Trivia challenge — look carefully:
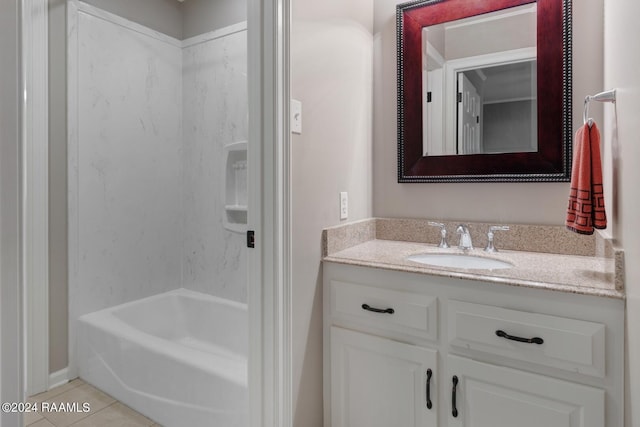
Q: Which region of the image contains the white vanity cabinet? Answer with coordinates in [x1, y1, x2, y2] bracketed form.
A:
[446, 355, 603, 427]
[330, 327, 438, 427]
[323, 262, 624, 427]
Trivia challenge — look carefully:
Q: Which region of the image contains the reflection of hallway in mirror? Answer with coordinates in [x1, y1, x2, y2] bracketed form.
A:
[457, 72, 481, 154]
[455, 60, 537, 156]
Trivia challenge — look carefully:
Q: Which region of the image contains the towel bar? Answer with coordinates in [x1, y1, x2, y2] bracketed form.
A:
[584, 89, 616, 127]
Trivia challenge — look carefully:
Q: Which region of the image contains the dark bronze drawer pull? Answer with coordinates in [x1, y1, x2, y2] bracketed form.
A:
[426, 369, 433, 409]
[361, 304, 394, 314]
[452, 375, 459, 418]
[496, 330, 544, 345]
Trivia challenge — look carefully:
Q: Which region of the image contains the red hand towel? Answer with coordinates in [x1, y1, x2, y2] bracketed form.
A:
[566, 123, 607, 234]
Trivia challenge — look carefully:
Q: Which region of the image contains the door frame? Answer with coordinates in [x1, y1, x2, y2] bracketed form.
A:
[247, 0, 293, 426]
[22, 0, 50, 397]
[1, 0, 25, 425]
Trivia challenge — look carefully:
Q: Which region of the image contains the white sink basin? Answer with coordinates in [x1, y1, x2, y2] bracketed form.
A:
[406, 253, 513, 270]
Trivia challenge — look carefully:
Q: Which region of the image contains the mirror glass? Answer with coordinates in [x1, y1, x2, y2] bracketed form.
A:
[397, 0, 572, 183]
[422, 4, 538, 156]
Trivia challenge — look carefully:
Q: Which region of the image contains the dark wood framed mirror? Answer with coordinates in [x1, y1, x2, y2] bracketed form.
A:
[397, 0, 572, 182]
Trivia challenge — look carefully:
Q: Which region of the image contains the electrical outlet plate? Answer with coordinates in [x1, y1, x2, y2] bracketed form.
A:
[340, 192, 348, 220]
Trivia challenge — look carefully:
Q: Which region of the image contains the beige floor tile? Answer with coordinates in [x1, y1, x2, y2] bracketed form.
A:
[69, 403, 155, 427]
[23, 408, 44, 426]
[27, 419, 55, 427]
[41, 383, 115, 427]
[30, 379, 85, 403]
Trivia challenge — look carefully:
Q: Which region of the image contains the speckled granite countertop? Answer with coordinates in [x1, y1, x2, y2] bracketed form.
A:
[322, 219, 625, 300]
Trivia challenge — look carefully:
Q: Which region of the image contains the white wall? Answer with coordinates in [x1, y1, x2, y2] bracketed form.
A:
[182, 0, 246, 39]
[49, 0, 69, 375]
[603, 1, 640, 425]
[0, 0, 23, 422]
[83, 0, 183, 39]
[372, 0, 604, 224]
[182, 28, 248, 302]
[291, 0, 374, 424]
[69, 8, 184, 372]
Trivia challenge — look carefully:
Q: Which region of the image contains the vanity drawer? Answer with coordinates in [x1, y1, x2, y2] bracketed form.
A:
[329, 280, 438, 342]
[448, 300, 606, 377]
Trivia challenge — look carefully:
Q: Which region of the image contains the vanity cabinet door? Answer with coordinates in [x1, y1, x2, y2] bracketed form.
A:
[447, 355, 604, 427]
[330, 326, 438, 427]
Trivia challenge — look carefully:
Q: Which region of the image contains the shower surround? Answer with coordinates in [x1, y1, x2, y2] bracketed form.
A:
[68, 0, 248, 379]
[182, 26, 248, 298]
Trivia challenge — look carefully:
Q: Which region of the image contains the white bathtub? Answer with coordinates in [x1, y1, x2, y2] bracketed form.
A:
[77, 288, 248, 427]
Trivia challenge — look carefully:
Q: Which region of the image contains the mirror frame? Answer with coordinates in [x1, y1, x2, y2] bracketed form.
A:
[397, 0, 572, 183]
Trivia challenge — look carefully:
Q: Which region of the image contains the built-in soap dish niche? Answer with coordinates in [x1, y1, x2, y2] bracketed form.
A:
[224, 141, 247, 233]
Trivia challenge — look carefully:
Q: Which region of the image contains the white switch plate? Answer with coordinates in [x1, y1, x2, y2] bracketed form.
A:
[340, 192, 348, 220]
[291, 99, 302, 134]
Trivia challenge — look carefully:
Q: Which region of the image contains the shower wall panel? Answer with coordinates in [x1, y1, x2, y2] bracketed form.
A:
[71, 6, 183, 323]
[181, 26, 248, 303]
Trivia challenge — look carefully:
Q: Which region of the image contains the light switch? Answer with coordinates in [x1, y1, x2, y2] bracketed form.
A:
[291, 99, 302, 134]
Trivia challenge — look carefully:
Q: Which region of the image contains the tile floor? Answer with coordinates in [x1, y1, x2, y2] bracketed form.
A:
[25, 379, 162, 427]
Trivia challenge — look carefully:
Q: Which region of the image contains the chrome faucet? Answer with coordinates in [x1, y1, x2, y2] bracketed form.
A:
[428, 222, 450, 248]
[456, 224, 473, 250]
[485, 225, 510, 252]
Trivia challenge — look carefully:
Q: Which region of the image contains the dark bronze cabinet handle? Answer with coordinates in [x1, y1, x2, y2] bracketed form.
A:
[496, 330, 544, 345]
[426, 369, 433, 409]
[452, 376, 459, 418]
[361, 304, 394, 314]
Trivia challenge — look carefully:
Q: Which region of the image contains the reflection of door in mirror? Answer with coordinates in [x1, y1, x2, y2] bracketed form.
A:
[422, 3, 537, 157]
[423, 35, 445, 156]
[457, 72, 481, 154]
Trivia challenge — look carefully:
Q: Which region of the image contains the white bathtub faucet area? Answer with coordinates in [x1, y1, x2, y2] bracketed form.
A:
[77, 289, 248, 427]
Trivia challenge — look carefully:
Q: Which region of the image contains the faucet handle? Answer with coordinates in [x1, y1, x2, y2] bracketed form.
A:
[485, 225, 510, 252]
[428, 222, 450, 248]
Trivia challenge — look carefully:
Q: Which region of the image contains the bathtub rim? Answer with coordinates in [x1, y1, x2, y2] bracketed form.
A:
[80, 287, 248, 319]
